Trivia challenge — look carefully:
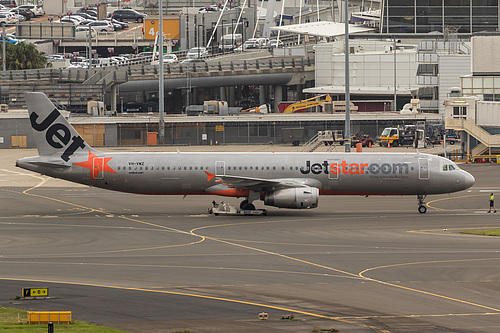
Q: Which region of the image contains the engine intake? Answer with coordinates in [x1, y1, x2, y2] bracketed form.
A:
[264, 187, 319, 209]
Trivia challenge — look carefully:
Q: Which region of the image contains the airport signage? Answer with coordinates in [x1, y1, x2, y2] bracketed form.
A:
[23, 288, 49, 298]
[216, 125, 224, 132]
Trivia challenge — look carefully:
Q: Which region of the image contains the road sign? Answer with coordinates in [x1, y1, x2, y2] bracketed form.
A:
[23, 288, 49, 298]
[144, 16, 180, 41]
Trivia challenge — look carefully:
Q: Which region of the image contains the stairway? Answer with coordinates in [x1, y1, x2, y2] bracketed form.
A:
[446, 117, 500, 155]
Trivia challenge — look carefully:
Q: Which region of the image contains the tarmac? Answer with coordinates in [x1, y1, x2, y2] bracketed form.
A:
[1, 144, 499, 333]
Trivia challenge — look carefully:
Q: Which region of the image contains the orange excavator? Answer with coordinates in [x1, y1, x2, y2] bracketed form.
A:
[282, 94, 332, 113]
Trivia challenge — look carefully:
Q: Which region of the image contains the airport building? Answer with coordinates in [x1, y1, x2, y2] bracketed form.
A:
[381, 0, 500, 34]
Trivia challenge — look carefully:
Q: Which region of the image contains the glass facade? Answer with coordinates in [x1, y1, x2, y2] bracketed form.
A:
[383, 0, 499, 33]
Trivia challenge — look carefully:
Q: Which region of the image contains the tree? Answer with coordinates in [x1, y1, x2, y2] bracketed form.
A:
[3, 42, 47, 70]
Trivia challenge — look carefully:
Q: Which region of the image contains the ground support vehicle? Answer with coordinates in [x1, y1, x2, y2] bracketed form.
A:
[208, 202, 267, 216]
[380, 127, 416, 147]
[351, 133, 374, 147]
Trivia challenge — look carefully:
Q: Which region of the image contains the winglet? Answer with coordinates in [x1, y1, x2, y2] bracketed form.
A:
[205, 171, 216, 182]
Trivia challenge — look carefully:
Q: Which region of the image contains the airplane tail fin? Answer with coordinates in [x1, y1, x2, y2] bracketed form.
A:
[25, 92, 96, 164]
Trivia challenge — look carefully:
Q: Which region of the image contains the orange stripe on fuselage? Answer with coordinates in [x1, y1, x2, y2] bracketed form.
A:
[208, 189, 250, 197]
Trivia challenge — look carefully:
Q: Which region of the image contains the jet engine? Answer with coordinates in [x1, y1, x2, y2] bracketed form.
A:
[264, 187, 319, 209]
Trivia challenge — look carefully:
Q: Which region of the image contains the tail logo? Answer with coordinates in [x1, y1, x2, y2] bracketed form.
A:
[74, 151, 117, 181]
[30, 108, 86, 162]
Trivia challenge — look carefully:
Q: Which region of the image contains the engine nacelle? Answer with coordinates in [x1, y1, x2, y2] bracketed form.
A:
[264, 187, 319, 209]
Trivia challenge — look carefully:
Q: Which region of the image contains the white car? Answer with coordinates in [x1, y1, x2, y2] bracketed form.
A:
[86, 20, 114, 32]
[269, 39, 284, 48]
[0, 13, 11, 25]
[0, 10, 17, 23]
[18, 5, 44, 16]
[186, 47, 208, 59]
[151, 54, 178, 65]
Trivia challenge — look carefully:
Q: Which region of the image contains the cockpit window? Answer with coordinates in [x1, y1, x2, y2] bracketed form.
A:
[442, 164, 457, 171]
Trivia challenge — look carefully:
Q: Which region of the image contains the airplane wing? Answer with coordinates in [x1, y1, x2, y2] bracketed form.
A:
[205, 171, 321, 192]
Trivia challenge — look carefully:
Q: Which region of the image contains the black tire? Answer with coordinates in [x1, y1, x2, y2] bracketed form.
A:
[137, 17, 143, 23]
[243, 203, 256, 210]
[240, 200, 248, 209]
[418, 205, 427, 214]
[392, 141, 399, 147]
[449, 141, 455, 145]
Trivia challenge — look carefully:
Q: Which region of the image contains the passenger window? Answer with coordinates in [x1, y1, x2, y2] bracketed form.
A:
[443, 165, 448, 171]
[449, 165, 456, 171]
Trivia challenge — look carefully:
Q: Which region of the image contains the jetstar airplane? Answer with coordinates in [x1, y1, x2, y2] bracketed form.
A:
[16, 92, 475, 213]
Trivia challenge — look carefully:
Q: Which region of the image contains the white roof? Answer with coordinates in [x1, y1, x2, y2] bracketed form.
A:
[303, 85, 417, 96]
[270, 21, 375, 38]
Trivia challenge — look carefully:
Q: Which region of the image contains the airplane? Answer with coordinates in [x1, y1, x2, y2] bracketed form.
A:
[16, 92, 475, 214]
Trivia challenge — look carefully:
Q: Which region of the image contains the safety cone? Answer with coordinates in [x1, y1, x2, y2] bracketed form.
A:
[369, 141, 372, 148]
[387, 141, 391, 148]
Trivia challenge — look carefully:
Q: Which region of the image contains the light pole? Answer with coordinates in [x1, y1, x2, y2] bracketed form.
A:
[197, 24, 203, 58]
[2, 22, 5, 72]
[344, 0, 351, 152]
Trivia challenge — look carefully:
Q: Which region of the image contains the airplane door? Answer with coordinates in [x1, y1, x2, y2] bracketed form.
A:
[418, 158, 429, 180]
[328, 160, 339, 180]
[93, 158, 104, 180]
[215, 161, 225, 176]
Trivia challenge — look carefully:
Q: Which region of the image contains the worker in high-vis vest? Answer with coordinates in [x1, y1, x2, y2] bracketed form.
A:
[488, 193, 496, 213]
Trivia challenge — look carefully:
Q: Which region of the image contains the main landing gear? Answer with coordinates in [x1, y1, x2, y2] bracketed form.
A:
[240, 200, 255, 210]
[240, 191, 259, 210]
[417, 194, 427, 214]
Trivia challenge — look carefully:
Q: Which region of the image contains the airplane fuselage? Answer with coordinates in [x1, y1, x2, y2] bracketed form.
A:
[18, 151, 472, 197]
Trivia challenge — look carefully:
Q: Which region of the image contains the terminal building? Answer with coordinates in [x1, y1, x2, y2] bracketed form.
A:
[382, 0, 499, 34]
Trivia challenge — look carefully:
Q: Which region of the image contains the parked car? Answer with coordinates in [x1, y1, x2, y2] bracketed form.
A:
[10, 8, 34, 21]
[85, 20, 114, 32]
[107, 18, 128, 30]
[75, 26, 96, 37]
[0, 13, 12, 25]
[55, 17, 82, 25]
[17, 4, 44, 16]
[77, 6, 97, 13]
[0, 10, 18, 23]
[72, 13, 96, 21]
[111, 9, 146, 23]
[186, 46, 208, 59]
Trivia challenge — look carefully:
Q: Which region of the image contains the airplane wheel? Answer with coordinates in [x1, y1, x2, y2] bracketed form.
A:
[243, 203, 256, 210]
[240, 200, 248, 209]
[418, 205, 427, 214]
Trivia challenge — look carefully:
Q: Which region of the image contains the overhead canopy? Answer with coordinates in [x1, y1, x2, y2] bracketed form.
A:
[270, 21, 375, 38]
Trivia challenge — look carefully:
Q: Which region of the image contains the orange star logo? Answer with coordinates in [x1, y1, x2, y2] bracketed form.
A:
[73, 151, 116, 181]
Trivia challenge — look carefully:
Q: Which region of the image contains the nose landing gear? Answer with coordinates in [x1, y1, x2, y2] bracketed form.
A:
[417, 195, 427, 213]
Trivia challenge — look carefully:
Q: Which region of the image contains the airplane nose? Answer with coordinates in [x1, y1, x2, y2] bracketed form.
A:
[464, 171, 475, 189]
